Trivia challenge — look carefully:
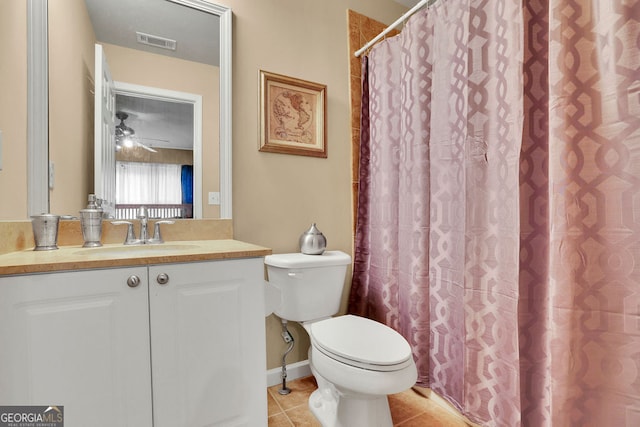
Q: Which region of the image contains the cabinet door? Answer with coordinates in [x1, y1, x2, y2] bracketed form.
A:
[0, 267, 153, 427]
[149, 258, 267, 427]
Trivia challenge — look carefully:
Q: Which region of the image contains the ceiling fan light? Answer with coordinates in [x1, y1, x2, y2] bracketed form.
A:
[116, 111, 135, 137]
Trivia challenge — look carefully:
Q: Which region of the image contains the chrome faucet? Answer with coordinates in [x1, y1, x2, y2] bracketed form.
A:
[137, 206, 149, 243]
[111, 207, 174, 245]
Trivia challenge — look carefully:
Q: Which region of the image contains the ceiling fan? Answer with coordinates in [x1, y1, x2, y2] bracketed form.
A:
[115, 111, 158, 153]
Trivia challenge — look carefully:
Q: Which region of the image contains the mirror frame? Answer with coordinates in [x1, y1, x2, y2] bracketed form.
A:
[27, 0, 232, 219]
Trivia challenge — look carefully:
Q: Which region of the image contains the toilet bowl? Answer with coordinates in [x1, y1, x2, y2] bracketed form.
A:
[264, 252, 417, 427]
[304, 315, 417, 427]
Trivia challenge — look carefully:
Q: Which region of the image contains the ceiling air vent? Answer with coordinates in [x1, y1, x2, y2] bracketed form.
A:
[136, 32, 177, 51]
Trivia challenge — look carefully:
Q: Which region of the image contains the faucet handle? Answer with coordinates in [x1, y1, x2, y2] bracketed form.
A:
[148, 220, 175, 244]
[111, 220, 140, 245]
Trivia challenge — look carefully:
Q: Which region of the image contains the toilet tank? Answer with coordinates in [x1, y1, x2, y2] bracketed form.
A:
[264, 251, 352, 322]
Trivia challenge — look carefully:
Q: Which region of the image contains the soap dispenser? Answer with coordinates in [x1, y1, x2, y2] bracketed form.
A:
[79, 194, 103, 247]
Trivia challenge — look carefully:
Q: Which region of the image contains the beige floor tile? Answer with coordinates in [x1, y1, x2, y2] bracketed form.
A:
[388, 389, 430, 424]
[268, 412, 294, 427]
[267, 391, 284, 416]
[395, 410, 468, 427]
[268, 376, 469, 427]
[268, 376, 318, 412]
[285, 404, 323, 427]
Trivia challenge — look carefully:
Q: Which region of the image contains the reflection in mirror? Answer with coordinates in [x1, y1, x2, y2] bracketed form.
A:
[113, 85, 201, 219]
[27, 0, 232, 219]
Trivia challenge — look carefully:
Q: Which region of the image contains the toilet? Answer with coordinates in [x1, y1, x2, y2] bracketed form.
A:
[265, 251, 417, 427]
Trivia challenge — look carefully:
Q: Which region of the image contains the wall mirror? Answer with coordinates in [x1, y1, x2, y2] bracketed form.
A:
[27, 0, 232, 219]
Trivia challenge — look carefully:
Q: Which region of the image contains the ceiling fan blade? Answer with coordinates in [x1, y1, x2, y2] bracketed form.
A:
[137, 142, 158, 153]
[138, 136, 170, 143]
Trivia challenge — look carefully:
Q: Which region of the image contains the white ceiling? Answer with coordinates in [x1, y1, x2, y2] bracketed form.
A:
[85, 0, 220, 66]
[116, 95, 194, 151]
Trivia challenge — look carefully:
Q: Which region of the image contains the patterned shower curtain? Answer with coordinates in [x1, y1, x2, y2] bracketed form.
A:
[348, 0, 640, 426]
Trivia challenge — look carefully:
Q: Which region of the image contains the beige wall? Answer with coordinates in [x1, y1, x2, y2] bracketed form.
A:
[0, 1, 28, 219]
[211, 0, 407, 369]
[48, 0, 96, 216]
[117, 147, 193, 165]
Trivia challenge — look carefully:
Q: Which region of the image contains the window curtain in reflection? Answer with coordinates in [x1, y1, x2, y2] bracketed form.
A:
[348, 0, 640, 426]
[116, 162, 182, 204]
[181, 165, 193, 205]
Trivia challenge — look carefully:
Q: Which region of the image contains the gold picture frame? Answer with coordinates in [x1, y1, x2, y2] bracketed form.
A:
[259, 70, 327, 158]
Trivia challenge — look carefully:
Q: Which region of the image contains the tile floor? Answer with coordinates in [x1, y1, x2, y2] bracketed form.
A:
[267, 376, 469, 427]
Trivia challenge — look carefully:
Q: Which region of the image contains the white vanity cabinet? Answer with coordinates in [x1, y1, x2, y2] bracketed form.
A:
[0, 257, 267, 427]
[148, 259, 267, 426]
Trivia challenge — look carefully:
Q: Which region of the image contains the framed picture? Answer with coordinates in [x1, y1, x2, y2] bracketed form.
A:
[259, 70, 327, 158]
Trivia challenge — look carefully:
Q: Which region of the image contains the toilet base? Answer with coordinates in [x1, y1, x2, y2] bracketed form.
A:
[308, 381, 393, 427]
[308, 365, 395, 427]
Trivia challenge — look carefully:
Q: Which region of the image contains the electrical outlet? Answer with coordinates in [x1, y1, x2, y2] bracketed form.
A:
[208, 192, 220, 205]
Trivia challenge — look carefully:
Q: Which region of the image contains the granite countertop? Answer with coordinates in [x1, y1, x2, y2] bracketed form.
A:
[0, 239, 272, 276]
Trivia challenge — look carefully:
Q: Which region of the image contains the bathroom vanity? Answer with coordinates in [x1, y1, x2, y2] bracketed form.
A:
[0, 233, 271, 427]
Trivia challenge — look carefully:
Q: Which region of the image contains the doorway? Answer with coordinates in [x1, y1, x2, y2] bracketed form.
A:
[113, 82, 203, 219]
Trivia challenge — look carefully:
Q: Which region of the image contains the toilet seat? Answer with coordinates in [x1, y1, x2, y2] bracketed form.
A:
[309, 315, 413, 372]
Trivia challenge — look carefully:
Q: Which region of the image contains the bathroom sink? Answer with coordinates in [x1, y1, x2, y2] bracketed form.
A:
[74, 243, 201, 257]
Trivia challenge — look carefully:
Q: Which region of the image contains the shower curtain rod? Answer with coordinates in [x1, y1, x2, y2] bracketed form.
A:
[354, 0, 435, 57]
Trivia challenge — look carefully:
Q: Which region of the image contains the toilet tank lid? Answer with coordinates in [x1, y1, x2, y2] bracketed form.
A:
[264, 251, 351, 268]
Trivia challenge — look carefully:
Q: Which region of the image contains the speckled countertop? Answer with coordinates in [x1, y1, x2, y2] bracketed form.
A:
[0, 219, 271, 276]
[0, 239, 272, 276]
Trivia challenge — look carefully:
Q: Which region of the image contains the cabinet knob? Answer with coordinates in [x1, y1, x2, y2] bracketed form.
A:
[157, 273, 169, 285]
[127, 275, 141, 288]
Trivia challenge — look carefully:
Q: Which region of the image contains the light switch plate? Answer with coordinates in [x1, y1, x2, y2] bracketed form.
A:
[208, 192, 220, 205]
[0, 130, 3, 171]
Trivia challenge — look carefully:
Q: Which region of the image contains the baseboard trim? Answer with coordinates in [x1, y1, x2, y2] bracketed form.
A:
[266, 360, 312, 387]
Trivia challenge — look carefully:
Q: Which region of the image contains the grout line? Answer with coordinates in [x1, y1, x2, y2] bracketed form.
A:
[267, 387, 287, 416]
[281, 413, 295, 427]
[390, 392, 430, 427]
[272, 391, 295, 427]
[394, 412, 426, 427]
[268, 378, 317, 427]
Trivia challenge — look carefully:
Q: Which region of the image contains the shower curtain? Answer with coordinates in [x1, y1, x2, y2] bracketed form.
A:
[348, 0, 640, 426]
